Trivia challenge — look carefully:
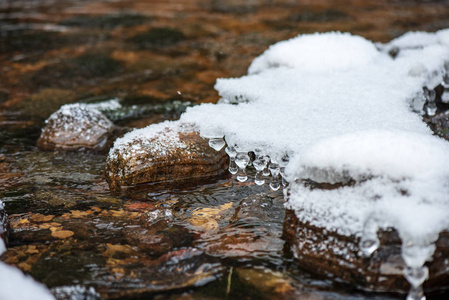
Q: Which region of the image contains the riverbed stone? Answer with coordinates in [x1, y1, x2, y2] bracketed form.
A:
[282, 209, 449, 295]
[37, 103, 115, 152]
[105, 121, 228, 191]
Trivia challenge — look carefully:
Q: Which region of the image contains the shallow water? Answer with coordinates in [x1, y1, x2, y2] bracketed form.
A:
[2, 0, 449, 299]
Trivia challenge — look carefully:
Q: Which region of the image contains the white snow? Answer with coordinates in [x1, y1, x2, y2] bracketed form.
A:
[108, 120, 188, 161]
[0, 260, 55, 300]
[0, 206, 55, 300]
[179, 30, 449, 250]
[248, 32, 380, 74]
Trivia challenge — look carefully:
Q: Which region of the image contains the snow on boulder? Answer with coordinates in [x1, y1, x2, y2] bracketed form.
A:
[179, 30, 449, 296]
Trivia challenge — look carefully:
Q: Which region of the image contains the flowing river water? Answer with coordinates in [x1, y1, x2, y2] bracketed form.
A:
[1, 0, 449, 299]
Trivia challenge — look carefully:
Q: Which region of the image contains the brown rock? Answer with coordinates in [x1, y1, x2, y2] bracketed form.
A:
[105, 122, 228, 191]
[37, 103, 115, 152]
[282, 209, 449, 295]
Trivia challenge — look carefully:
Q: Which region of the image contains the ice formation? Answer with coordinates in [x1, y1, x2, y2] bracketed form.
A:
[177, 30, 449, 298]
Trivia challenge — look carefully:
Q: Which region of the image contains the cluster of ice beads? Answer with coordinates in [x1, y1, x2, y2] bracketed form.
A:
[207, 136, 289, 191]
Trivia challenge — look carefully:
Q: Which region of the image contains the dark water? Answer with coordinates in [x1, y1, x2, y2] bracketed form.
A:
[2, 0, 449, 299]
[0, 104, 400, 300]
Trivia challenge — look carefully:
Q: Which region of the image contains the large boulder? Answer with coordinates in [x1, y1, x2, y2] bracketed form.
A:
[282, 208, 449, 295]
[37, 104, 115, 152]
[105, 121, 228, 191]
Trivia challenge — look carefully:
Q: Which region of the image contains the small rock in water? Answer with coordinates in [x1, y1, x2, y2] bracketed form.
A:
[37, 104, 115, 152]
[105, 121, 228, 191]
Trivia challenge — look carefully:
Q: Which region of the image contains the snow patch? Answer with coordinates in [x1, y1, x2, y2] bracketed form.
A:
[0, 262, 55, 300]
[108, 120, 188, 161]
[180, 30, 449, 248]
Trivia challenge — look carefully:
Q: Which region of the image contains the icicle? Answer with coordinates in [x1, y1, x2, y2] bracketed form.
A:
[253, 156, 268, 185]
[235, 152, 250, 182]
[359, 215, 380, 257]
[441, 72, 449, 104]
[209, 137, 226, 151]
[279, 154, 290, 187]
[401, 237, 437, 300]
[423, 87, 437, 116]
[404, 266, 428, 300]
[262, 158, 271, 177]
[268, 162, 280, 191]
[225, 146, 238, 175]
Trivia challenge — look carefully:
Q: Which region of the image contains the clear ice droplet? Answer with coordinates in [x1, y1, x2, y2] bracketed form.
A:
[423, 86, 437, 116]
[360, 215, 380, 257]
[262, 155, 271, 176]
[268, 163, 280, 191]
[235, 152, 250, 182]
[209, 138, 226, 151]
[226, 146, 238, 174]
[404, 266, 429, 288]
[360, 238, 380, 257]
[426, 103, 437, 116]
[237, 172, 248, 182]
[441, 73, 449, 104]
[235, 152, 250, 169]
[228, 159, 238, 175]
[406, 286, 425, 300]
[253, 157, 268, 186]
[225, 146, 237, 158]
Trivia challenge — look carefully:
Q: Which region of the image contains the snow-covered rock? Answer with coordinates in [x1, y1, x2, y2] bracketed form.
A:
[178, 30, 449, 295]
[105, 121, 228, 191]
[37, 103, 115, 152]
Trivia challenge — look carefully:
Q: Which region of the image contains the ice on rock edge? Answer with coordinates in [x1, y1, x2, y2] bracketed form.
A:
[179, 30, 449, 295]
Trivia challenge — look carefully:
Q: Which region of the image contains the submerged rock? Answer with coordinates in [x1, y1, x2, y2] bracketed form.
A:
[37, 104, 115, 152]
[282, 209, 449, 295]
[105, 121, 228, 191]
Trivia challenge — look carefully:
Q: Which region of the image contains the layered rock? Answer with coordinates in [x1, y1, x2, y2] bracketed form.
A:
[282, 208, 449, 295]
[105, 121, 228, 191]
[37, 104, 115, 152]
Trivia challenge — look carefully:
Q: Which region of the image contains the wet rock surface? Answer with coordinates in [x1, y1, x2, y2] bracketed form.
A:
[105, 125, 228, 191]
[283, 209, 449, 296]
[37, 104, 115, 152]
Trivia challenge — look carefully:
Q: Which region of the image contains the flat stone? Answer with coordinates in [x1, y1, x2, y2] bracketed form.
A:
[105, 122, 228, 191]
[37, 103, 115, 152]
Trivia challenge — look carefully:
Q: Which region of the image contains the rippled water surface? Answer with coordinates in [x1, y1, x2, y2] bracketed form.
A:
[2, 0, 449, 299]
